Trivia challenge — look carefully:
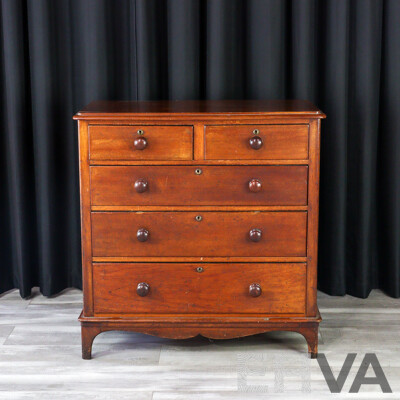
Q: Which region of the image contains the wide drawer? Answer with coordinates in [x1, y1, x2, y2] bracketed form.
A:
[93, 263, 307, 314]
[205, 124, 308, 160]
[89, 125, 193, 160]
[91, 211, 307, 257]
[90, 166, 308, 206]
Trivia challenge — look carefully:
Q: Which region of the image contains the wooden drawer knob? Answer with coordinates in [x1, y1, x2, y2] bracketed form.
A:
[137, 228, 149, 242]
[249, 136, 263, 150]
[249, 283, 262, 297]
[249, 228, 262, 242]
[134, 137, 147, 150]
[137, 282, 150, 297]
[134, 178, 148, 193]
[248, 178, 262, 192]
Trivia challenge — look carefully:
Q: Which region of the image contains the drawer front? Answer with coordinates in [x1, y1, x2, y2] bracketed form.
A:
[91, 166, 308, 206]
[93, 263, 307, 314]
[91, 211, 307, 257]
[205, 124, 308, 160]
[89, 125, 193, 160]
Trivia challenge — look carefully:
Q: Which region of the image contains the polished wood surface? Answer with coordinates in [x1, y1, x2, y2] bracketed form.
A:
[248, 178, 262, 192]
[249, 283, 263, 297]
[91, 211, 307, 257]
[136, 282, 150, 297]
[133, 136, 147, 150]
[89, 125, 193, 160]
[90, 165, 308, 206]
[74, 99, 326, 118]
[92, 256, 308, 263]
[136, 228, 149, 242]
[77, 121, 94, 315]
[306, 119, 321, 316]
[133, 177, 148, 193]
[249, 135, 263, 150]
[75, 100, 324, 359]
[89, 159, 310, 166]
[92, 263, 307, 314]
[248, 228, 263, 242]
[205, 124, 309, 160]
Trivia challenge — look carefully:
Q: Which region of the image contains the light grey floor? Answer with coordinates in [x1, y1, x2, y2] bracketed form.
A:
[0, 288, 399, 399]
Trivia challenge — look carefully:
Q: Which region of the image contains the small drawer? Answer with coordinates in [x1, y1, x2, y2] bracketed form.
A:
[91, 211, 307, 257]
[205, 124, 308, 160]
[90, 165, 308, 206]
[89, 125, 193, 160]
[93, 263, 307, 314]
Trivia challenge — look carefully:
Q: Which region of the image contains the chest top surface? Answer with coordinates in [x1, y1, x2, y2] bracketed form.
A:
[74, 99, 326, 119]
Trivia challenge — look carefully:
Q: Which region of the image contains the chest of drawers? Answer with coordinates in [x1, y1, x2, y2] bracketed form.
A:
[74, 100, 325, 359]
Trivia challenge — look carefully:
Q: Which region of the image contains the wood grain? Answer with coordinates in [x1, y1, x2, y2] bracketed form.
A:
[193, 123, 205, 160]
[92, 263, 307, 314]
[89, 159, 310, 166]
[92, 256, 308, 262]
[306, 119, 321, 317]
[73, 99, 326, 118]
[77, 121, 94, 316]
[205, 124, 309, 160]
[91, 211, 307, 258]
[89, 125, 193, 160]
[12, 287, 400, 389]
[91, 206, 308, 211]
[90, 165, 308, 206]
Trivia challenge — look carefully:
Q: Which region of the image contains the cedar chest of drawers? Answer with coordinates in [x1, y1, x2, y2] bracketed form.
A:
[73, 100, 325, 359]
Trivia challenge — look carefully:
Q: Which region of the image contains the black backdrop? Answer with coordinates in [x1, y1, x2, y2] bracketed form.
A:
[1, 0, 399, 298]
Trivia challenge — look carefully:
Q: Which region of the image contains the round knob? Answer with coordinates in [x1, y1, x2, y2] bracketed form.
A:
[137, 228, 149, 242]
[249, 228, 262, 242]
[248, 179, 262, 193]
[137, 282, 150, 297]
[249, 283, 262, 297]
[249, 136, 263, 150]
[134, 137, 147, 150]
[134, 178, 148, 193]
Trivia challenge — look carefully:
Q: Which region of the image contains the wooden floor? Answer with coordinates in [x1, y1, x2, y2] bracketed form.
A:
[0, 288, 399, 399]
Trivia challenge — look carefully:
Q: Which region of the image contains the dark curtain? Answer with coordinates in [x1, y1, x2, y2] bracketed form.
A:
[1, 0, 399, 298]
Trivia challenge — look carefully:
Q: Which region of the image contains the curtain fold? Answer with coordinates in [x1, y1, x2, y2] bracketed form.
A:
[0, 0, 399, 298]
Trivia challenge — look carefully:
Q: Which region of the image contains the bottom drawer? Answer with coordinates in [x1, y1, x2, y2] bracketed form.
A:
[93, 263, 306, 315]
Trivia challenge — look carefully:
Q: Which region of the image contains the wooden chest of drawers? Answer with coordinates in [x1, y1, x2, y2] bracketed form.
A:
[74, 100, 325, 359]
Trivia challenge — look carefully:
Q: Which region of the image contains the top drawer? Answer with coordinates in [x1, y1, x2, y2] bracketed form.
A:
[89, 125, 193, 161]
[205, 124, 308, 160]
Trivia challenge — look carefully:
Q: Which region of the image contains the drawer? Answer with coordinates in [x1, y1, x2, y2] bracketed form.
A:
[89, 125, 193, 160]
[91, 211, 307, 257]
[205, 124, 308, 160]
[91, 166, 308, 206]
[93, 263, 307, 314]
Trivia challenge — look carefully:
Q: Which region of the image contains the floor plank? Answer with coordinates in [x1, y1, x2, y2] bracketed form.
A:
[0, 288, 399, 399]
